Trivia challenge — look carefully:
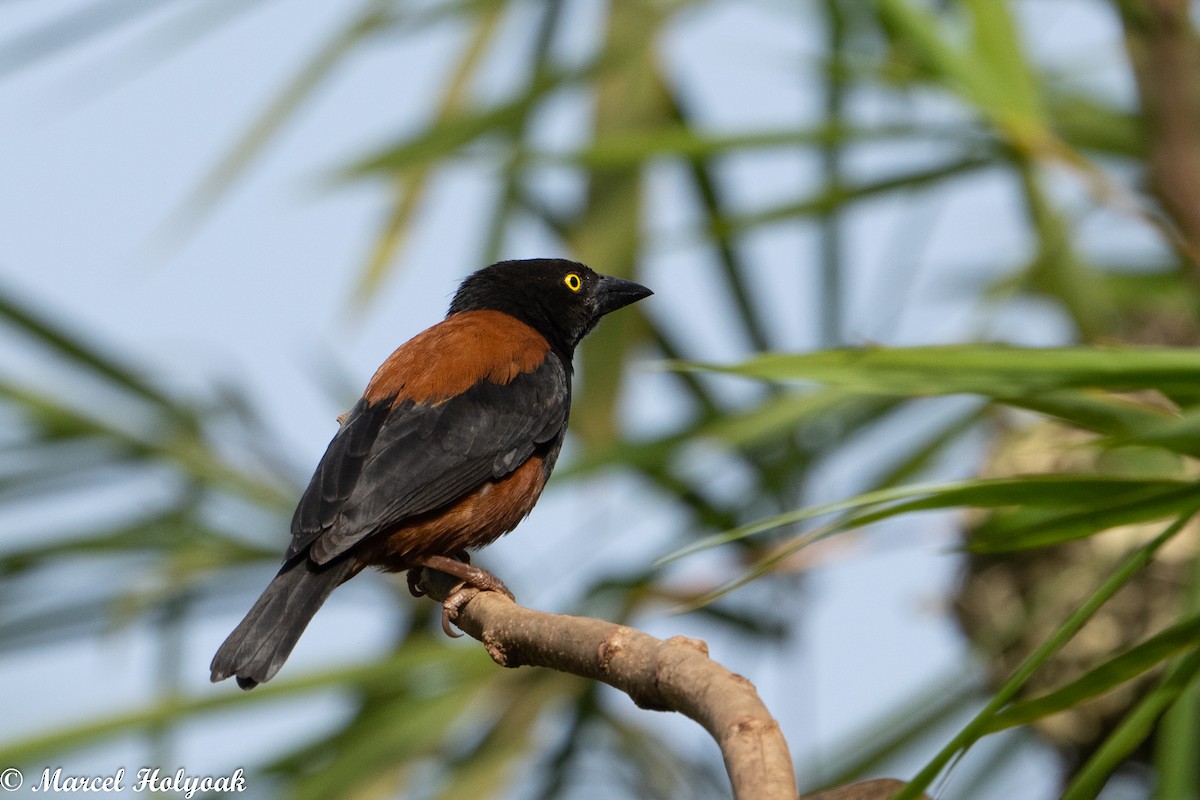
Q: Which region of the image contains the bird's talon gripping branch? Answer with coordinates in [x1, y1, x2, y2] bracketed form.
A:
[411, 555, 515, 602]
[440, 582, 480, 637]
[413, 556, 513, 636]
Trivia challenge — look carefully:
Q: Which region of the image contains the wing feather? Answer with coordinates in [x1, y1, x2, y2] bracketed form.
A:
[288, 355, 568, 564]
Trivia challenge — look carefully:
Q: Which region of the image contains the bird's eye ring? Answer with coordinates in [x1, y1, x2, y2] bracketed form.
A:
[563, 273, 582, 292]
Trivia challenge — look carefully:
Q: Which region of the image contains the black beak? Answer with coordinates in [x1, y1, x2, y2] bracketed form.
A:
[594, 274, 653, 317]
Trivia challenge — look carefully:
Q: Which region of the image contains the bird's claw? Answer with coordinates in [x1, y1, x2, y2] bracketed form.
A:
[441, 582, 480, 637]
[406, 567, 427, 598]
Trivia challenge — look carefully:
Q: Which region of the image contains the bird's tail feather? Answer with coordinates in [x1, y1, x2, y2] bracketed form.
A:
[210, 555, 356, 690]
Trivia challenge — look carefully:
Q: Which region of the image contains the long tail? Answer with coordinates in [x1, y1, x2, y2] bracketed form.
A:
[210, 555, 357, 689]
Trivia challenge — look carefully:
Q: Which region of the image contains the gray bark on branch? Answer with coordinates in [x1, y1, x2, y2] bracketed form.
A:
[418, 571, 928, 800]
[417, 568, 796, 799]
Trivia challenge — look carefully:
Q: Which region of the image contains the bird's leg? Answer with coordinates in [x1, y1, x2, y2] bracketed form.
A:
[410, 554, 515, 636]
[411, 554, 514, 599]
[407, 555, 463, 597]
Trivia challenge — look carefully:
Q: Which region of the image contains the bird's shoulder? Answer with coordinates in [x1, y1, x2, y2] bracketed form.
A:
[364, 310, 555, 406]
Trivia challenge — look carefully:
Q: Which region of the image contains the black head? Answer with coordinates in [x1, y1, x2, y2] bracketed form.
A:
[448, 258, 652, 358]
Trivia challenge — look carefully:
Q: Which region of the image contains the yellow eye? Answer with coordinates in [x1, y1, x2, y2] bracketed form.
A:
[563, 272, 582, 292]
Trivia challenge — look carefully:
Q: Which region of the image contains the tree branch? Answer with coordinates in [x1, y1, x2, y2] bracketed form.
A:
[802, 779, 924, 800]
[418, 568, 794, 798]
[418, 571, 927, 800]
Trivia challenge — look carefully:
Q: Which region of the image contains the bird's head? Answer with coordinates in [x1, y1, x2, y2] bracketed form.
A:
[448, 259, 652, 357]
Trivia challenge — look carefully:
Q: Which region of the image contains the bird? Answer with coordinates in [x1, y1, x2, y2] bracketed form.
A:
[210, 258, 652, 689]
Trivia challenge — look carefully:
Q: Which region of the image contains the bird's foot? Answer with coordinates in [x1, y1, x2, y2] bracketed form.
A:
[410, 555, 515, 636]
[411, 554, 514, 600]
[439, 582, 479, 637]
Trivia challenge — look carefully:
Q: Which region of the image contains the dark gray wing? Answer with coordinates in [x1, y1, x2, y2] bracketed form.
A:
[288, 356, 568, 564]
